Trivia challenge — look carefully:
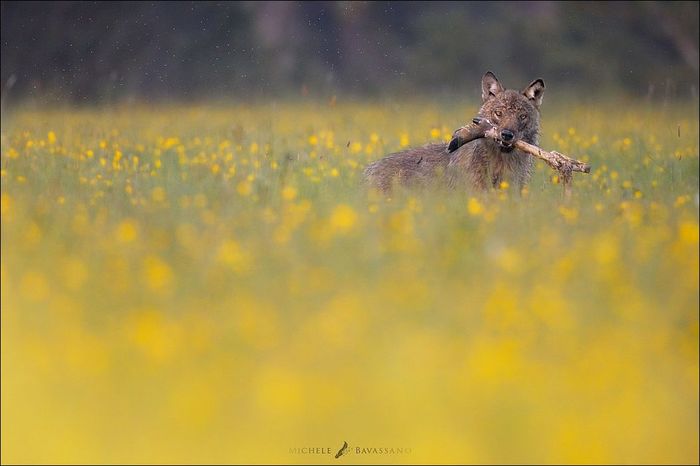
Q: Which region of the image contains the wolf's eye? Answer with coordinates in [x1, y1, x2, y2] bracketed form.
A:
[519, 114, 528, 121]
[495, 109, 503, 118]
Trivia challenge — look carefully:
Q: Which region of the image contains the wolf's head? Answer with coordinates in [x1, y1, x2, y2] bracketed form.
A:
[478, 71, 545, 152]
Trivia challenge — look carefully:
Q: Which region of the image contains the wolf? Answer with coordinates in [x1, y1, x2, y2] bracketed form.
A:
[363, 71, 545, 192]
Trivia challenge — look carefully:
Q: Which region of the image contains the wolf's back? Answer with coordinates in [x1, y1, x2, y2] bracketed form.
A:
[363, 143, 450, 192]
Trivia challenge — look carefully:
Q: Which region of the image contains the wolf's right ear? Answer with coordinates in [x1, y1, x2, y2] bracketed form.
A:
[481, 71, 504, 102]
[523, 79, 545, 107]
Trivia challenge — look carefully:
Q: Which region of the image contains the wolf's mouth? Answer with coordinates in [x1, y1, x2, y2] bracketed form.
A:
[496, 139, 515, 152]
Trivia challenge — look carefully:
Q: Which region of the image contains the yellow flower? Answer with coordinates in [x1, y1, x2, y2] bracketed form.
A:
[128, 308, 179, 362]
[161, 137, 180, 150]
[467, 197, 483, 216]
[282, 186, 297, 201]
[0, 193, 12, 216]
[329, 204, 357, 233]
[112, 150, 123, 170]
[116, 219, 138, 243]
[237, 180, 253, 196]
[143, 256, 173, 291]
[674, 195, 689, 208]
[216, 240, 251, 274]
[47, 131, 56, 144]
[678, 221, 699, 245]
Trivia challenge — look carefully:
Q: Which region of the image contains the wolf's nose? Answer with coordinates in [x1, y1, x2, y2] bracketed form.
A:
[500, 129, 514, 142]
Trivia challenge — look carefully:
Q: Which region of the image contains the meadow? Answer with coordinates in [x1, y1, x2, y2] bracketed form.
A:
[1, 98, 698, 464]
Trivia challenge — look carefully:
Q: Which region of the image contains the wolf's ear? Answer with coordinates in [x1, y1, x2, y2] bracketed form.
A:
[481, 71, 504, 102]
[523, 79, 545, 107]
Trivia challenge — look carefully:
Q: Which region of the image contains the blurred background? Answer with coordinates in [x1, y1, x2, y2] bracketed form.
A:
[1, 0, 698, 105]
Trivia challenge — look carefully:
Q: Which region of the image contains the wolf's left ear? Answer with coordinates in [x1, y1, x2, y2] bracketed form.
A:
[523, 79, 545, 107]
[482, 71, 504, 102]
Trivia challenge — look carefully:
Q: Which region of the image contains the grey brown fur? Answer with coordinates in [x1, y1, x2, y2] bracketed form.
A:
[364, 72, 545, 192]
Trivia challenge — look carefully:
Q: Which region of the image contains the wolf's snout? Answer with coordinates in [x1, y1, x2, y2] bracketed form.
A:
[500, 129, 514, 142]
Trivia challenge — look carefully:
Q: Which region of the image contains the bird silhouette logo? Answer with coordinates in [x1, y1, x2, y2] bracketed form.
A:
[334, 440, 349, 459]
